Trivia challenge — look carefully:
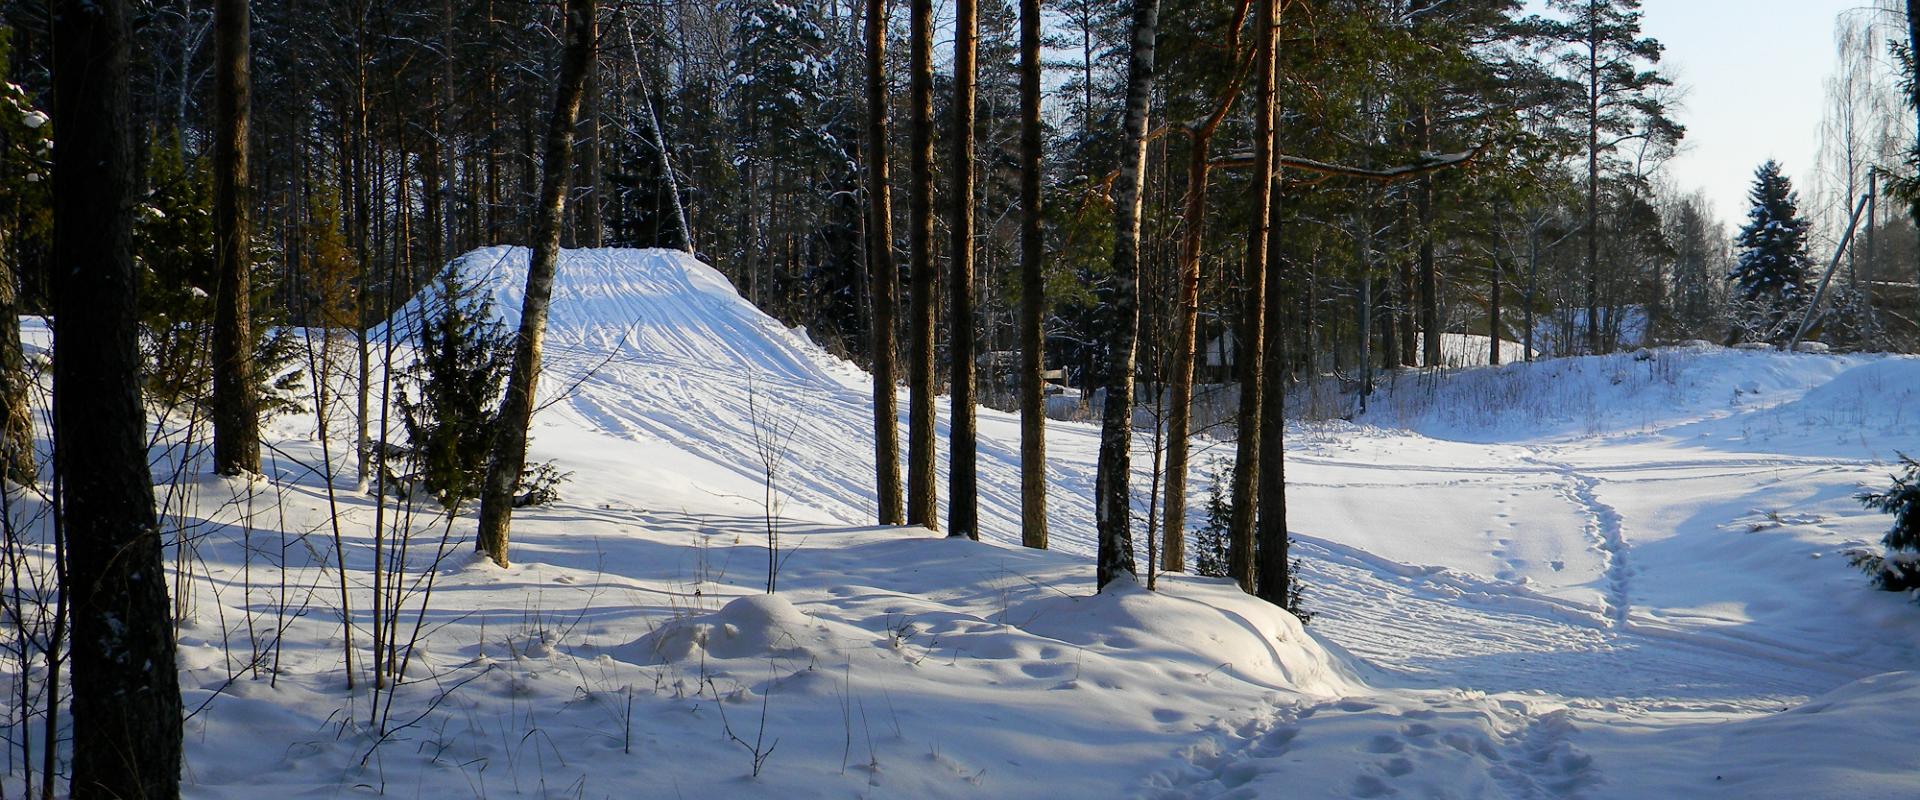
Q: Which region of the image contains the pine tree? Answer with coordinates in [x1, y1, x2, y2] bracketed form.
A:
[1541, 0, 1681, 354]
[211, 0, 261, 475]
[948, 0, 980, 541]
[1016, 0, 1048, 549]
[1228, 0, 1278, 594]
[136, 138, 218, 405]
[906, 0, 939, 531]
[1729, 159, 1813, 338]
[865, 0, 903, 526]
[1667, 193, 1720, 336]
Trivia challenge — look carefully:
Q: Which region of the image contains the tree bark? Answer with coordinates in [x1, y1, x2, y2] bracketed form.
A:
[212, 0, 260, 475]
[1525, 223, 1538, 360]
[475, 0, 596, 567]
[1253, 154, 1289, 608]
[1416, 107, 1439, 369]
[1095, 0, 1161, 590]
[947, 0, 979, 540]
[1585, 9, 1601, 355]
[0, 239, 34, 486]
[906, 0, 938, 531]
[582, 58, 604, 248]
[1017, 0, 1048, 548]
[1489, 256, 1502, 365]
[865, 0, 903, 525]
[1227, 0, 1276, 594]
[1161, 8, 1252, 573]
[54, 0, 183, 794]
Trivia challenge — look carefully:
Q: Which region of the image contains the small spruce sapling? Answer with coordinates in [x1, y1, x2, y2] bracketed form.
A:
[1192, 464, 1232, 578]
[398, 266, 511, 512]
[1855, 454, 1920, 591]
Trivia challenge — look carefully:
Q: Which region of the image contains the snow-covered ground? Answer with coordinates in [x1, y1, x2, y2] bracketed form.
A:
[8, 246, 1919, 798]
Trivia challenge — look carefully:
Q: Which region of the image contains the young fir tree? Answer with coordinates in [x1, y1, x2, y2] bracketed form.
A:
[1729, 160, 1813, 339]
[1193, 464, 1232, 578]
[1856, 455, 1920, 590]
[399, 267, 510, 512]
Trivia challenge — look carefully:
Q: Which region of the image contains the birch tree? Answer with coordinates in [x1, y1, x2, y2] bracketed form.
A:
[1094, 0, 1162, 590]
[476, 0, 597, 566]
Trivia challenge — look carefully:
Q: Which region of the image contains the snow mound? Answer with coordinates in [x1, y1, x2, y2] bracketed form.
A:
[1008, 577, 1359, 696]
[621, 594, 868, 664]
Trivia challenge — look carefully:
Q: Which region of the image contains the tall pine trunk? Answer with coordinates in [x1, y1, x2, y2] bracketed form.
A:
[1585, 12, 1601, 355]
[1161, 54, 1248, 572]
[948, 0, 979, 540]
[1227, 0, 1277, 594]
[1253, 142, 1290, 607]
[1490, 255, 1503, 366]
[212, 0, 259, 475]
[1017, 0, 1047, 549]
[906, 0, 938, 530]
[582, 62, 605, 248]
[866, 0, 903, 525]
[1416, 107, 1439, 369]
[53, 0, 183, 794]
[1094, 0, 1161, 590]
[475, 0, 596, 566]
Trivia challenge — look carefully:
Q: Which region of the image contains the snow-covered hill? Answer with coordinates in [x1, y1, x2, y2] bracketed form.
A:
[18, 246, 1919, 798]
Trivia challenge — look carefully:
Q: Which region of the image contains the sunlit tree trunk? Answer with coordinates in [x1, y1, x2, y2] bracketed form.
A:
[866, 0, 903, 525]
[212, 0, 260, 475]
[1017, 0, 1047, 549]
[906, 0, 938, 530]
[1095, 0, 1161, 590]
[1228, 0, 1277, 594]
[476, 0, 597, 566]
[947, 0, 979, 540]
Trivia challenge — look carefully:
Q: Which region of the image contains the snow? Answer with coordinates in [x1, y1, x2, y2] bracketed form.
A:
[9, 246, 1920, 797]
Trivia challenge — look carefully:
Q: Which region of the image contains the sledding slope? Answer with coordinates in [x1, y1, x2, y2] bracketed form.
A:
[412, 246, 1115, 554]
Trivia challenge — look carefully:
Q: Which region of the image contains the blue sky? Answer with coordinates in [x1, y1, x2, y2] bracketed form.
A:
[1637, 0, 1874, 223]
